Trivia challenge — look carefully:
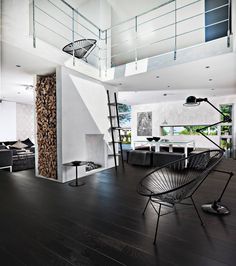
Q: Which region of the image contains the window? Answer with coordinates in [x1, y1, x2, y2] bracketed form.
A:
[220, 104, 232, 120]
[118, 104, 131, 144]
[220, 104, 233, 157]
[205, 0, 231, 42]
[161, 125, 218, 136]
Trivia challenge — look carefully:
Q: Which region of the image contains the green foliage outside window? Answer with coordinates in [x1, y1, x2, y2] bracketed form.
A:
[220, 138, 232, 150]
[221, 125, 232, 135]
[162, 125, 217, 136]
[220, 104, 232, 121]
[118, 104, 131, 144]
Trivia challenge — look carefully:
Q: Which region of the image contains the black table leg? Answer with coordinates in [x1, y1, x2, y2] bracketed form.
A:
[69, 166, 85, 187]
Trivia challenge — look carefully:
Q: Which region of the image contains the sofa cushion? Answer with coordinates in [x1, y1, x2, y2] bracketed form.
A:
[11, 140, 28, 149]
[153, 152, 185, 168]
[22, 138, 34, 148]
[0, 145, 7, 150]
[128, 150, 152, 166]
[3, 141, 16, 146]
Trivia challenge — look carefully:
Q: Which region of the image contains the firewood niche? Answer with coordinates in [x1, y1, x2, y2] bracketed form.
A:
[36, 74, 57, 179]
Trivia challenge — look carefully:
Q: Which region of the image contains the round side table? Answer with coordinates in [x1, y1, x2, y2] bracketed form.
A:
[63, 161, 87, 187]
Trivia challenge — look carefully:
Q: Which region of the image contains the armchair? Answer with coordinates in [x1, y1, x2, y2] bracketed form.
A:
[137, 150, 225, 244]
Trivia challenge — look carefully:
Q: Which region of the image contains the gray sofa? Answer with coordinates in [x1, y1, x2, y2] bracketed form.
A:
[127, 150, 185, 167]
[0, 148, 13, 172]
[0, 144, 35, 172]
[128, 150, 152, 166]
[153, 151, 185, 167]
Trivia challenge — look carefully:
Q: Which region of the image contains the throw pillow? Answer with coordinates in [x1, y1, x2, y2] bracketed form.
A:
[22, 138, 34, 148]
[11, 140, 28, 149]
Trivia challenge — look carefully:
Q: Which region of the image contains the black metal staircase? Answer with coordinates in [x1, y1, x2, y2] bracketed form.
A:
[107, 90, 124, 169]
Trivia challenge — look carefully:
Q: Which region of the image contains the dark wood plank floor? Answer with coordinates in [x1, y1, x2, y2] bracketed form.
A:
[0, 159, 236, 266]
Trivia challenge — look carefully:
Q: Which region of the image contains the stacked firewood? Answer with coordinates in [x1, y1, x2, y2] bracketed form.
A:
[35, 74, 57, 179]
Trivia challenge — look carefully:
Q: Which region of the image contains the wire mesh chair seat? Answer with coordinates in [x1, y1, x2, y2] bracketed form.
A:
[137, 149, 224, 244]
[62, 39, 97, 61]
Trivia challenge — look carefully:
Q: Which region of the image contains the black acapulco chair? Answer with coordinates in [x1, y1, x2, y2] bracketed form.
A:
[137, 149, 224, 245]
[62, 39, 97, 62]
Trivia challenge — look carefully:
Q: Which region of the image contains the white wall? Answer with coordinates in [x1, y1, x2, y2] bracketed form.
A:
[131, 95, 236, 151]
[0, 101, 16, 140]
[57, 66, 117, 182]
[0, 101, 35, 141]
[16, 103, 35, 141]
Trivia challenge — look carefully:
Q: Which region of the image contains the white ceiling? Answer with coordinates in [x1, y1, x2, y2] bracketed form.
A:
[114, 52, 236, 105]
[1, 42, 57, 104]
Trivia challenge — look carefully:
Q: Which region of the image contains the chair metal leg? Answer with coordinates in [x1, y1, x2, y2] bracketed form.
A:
[153, 204, 161, 245]
[191, 197, 204, 226]
[142, 197, 151, 215]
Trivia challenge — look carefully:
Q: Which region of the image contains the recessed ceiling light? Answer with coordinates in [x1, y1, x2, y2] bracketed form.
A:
[205, 66, 210, 69]
[156, 76, 160, 78]
[163, 93, 167, 96]
[119, 83, 122, 86]
[16, 65, 21, 68]
[211, 88, 215, 91]
[209, 78, 213, 81]
[167, 85, 170, 88]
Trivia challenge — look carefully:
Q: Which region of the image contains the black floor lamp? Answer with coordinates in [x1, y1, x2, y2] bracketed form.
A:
[184, 96, 234, 215]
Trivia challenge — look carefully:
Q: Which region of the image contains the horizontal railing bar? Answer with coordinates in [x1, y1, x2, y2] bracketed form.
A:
[110, 11, 204, 50]
[110, 36, 174, 59]
[59, 0, 101, 31]
[34, 0, 231, 68]
[106, 1, 178, 39]
[109, 19, 229, 60]
[205, 18, 229, 28]
[205, 3, 229, 14]
[35, 20, 100, 60]
[105, 0, 202, 40]
[138, 0, 202, 28]
[106, 0, 228, 39]
[35, 20, 71, 42]
[47, 0, 99, 38]
[35, 4, 101, 50]
[104, 0, 175, 32]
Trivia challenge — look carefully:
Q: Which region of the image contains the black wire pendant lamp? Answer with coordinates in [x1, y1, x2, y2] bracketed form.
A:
[62, 39, 97, 62]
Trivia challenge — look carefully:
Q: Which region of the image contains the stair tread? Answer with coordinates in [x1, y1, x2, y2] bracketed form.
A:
[110, 127, 131, 130]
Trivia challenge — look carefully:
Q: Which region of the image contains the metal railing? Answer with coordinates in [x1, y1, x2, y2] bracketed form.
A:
[32, 0, 232, 76]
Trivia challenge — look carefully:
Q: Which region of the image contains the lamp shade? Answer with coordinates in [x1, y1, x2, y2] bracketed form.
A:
[183, 96, 200, 107]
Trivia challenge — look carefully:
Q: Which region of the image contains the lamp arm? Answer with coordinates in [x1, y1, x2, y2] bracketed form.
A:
[196, 120, 226, 132]
[197, 130, 224, 151]
[196, 120, 226, 151]
[212, 170, 234, 202]
[205, 100, 232, 122]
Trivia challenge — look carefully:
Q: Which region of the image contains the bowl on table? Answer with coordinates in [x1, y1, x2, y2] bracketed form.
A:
[72, 161, 82, 166]
[153, 137, 160, 142]
[146, 137, 153, 142]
